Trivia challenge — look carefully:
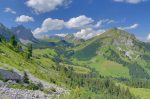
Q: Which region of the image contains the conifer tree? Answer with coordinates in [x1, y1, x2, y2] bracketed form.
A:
[27, 44, 32, 59]
[10, 35, 17, 46]
[23, 71, 29, 84]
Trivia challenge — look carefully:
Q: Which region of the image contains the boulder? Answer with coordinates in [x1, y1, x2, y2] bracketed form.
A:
[0, 69, 22, 82]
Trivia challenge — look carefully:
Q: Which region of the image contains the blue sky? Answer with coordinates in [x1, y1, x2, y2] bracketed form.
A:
[0, 0, 150, 41]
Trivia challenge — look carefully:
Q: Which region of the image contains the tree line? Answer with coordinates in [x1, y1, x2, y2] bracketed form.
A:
[55, 64, 138, 99]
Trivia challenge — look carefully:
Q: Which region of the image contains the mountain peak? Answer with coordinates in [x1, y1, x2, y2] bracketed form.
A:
[108, 27, 118, 31]
[11, 25, 35, 42]
[101, 28, 135, 39]
[107, 28, 128, 34]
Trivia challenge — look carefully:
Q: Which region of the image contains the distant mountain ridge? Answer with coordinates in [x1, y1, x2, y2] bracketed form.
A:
[0, 23, 36, 43]
[11, 25, 36, 43]
[0, 23, 12, 40]
[48, 34, 85, 45]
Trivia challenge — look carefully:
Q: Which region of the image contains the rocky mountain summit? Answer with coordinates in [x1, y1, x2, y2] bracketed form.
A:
[11, 25, 36, 44]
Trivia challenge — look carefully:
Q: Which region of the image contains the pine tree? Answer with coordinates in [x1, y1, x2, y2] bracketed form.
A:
[23, 72, 29, 84]
[27, 44, 32, 59]
[10, 35, 17, 46]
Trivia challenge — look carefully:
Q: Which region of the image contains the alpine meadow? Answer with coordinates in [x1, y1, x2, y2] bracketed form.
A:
[0, 0, 150, 99]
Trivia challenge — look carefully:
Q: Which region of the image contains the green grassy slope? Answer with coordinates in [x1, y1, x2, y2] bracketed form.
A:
[0, 43, 61, 83]
[90, 56, 130, 78]
[116, 82, 150, 99]
[0, 43, 128, 99]
[131, 88, 150, 99]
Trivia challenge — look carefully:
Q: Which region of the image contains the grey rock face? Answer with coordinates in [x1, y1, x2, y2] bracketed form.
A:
[11, 25, 35, 41]
[0, 69, 22, 82]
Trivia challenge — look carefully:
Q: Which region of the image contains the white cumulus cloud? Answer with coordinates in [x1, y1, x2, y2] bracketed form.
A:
[66, 15, 94, 28]
[147, 34, 150, 40]
[74, 28, 105, 40]
[33, 15, 116, 39]
[33, 15, 94, 35]
[33, 18, 65, 35]
[26, 0, 72, 14]
[118, 24, 139, 30]
[113, 0, 147, 4]
[16, 15, 34, 23]
[4, 7, 16, 14]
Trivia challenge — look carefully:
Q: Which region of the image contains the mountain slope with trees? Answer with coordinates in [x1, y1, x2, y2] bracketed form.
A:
[0, 23, 150, 99]
[71, 28, 150, 79]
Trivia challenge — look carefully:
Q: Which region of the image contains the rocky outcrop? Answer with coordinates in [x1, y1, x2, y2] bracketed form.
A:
[27, 73, 69, 96]
[0, 69, 22, 81]
[0, 81, 69, 99]
[0, 66, 69, 99]
[0, 79, 69, 99]
[0, 87, 52, 99]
